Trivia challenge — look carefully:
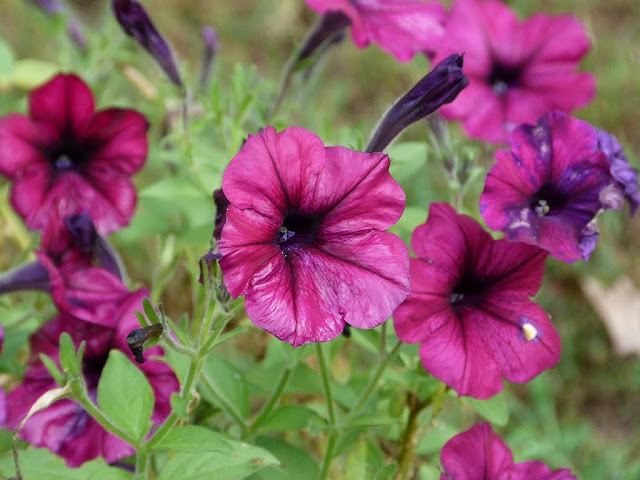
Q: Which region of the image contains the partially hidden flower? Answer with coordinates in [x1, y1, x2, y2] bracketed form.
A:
[5, 287, 178, 466]
[480, 111, 624, 263]
[596, 129, 640, 216]
[305, 0, 446, 62]
[366, 53, 468, 152]
[219, 126, 410, 347]
[0, 73, 148, 255]
[113, 0, 183, 87]
[393, 202, 560, 399]
[441, 422, 576, 479]
[433, 0, 595, 144]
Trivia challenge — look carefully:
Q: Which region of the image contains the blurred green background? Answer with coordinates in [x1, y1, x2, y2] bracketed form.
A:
[1, 0, 639, 478]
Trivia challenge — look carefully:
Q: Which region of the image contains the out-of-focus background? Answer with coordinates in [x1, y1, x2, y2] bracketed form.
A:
[1, 1, 640, 478]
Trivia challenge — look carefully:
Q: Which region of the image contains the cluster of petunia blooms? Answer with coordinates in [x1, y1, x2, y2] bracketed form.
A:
[0, 0, 637, 476]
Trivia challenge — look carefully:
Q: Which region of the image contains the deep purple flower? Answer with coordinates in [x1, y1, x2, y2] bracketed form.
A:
[113, 0, 183, 87]
[393, 203, 560, 399]
[200, 26, 219, 90]
[366, 53, 468, 152]
[433, 0, 595, 144]
[0, 73, 148, 255]
[5, 288, 179, 467]
[305, 0, 446, 62]
[219, 126, 410, 347]
[441, 423, 576, 479]
[596, 129, 640, 216]
[480, 111, 624, 263]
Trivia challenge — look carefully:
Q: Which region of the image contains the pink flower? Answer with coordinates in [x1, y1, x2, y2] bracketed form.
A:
[441, 422, 576, 479]
[480, 112, 624, 263]
[393, 203, 560, 399]
[433, 0, 595, 143]
[305, 0, 446, 62]
[0, 73, 148, 254]
[219, 126, 409, 347]
[5, 288, 178, 467]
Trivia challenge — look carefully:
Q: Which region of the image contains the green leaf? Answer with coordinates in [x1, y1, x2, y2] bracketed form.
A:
[97, 350, 154, 440]
[155, 425, 233, 453]
[200, 353, 250, 419]
[387, 142, 428, 184]
[0, 40, 15, 80]
[249, 437, 318, 480]
[0, 448, 133, 479]
[467, 392, 509, 426]
[38, 353, 64, 385]
[143, 297, 160, 324]
[156, 444, 278, 480]
[58, 332, 77, 375]
[345, 440, 367, 479]
[254, 405, 323, 433]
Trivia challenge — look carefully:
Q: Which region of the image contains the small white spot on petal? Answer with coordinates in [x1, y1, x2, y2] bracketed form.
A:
[522, 322, 538, 341]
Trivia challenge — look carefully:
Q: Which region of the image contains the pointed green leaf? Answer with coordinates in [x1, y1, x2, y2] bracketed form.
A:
[467, 392, 509, 426]
[97, 350, 154, 440]
[38, 353, 64, 386]
[58, 332, 76, 375]
[155, 425, 233, 453]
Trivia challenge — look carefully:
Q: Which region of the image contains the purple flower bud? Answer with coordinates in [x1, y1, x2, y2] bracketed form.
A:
[366, 53, 468, 152]
[65, 213, 124, 279]
[112, 0, 183, 88]
[199, 26, 219, 91]
[67, 19, 87, 50]
[297, 12, 350, 66]
[0, 262, 50, 295]
[30, 0, 66, 15]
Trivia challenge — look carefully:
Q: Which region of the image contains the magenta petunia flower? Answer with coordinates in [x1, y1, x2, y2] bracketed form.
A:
[5, 288, 179, 467]
[218, 126, 409, 347]
[432, 0, 595, 144]
[305, 0, 446, 62]
[393, 203, 560, 399]
[0, 73, 148, 254]
[480, 111, 624, 263]
[440, 422, 576, 479]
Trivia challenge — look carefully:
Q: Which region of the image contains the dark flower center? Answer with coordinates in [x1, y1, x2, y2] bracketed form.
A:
[451, 273, 489, 308]
[530, 184, 568, 217]
[49, 140, 92, 173]
[488, 62, 522, 95]
[276, 211, 322, 253]
[82, 354, 109, 392]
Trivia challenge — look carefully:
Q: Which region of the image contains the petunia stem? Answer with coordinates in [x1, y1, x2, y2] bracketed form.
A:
[394, 393, 430, 480]
[246, 366, 293, 437]
[346, 339, 402, 423]
[316, 342, 339, 479]
[319, 431, 339, 480]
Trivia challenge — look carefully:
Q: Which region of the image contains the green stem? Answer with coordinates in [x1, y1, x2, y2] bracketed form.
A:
[394, 394, 429, 480]
[316, 343, 336, 426]
[346, 340, 402, 423]
[247, 367, 293, 437]
[319, 431, 338, 480]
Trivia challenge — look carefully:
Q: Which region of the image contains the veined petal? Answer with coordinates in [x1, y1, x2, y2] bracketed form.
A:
[0, 114, 55, 177]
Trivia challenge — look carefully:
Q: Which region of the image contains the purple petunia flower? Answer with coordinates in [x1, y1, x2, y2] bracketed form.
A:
[596, 129, 640, 216]
[0, 73, 148, 255]
[480, 111, 624, 263]
[305, 0, 446, 62]
[440, 422, 576, 479]
[218, 126, 410, 347]
[393, 203, 560, 399]
[5, 287, 179, 467]
[432, 0, 595, 144]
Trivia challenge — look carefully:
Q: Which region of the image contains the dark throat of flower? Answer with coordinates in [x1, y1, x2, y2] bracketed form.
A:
[49, 140, 91, 173]
[450, 273, 489, 308]
[276, 211, 322, 254]
[82, 354, 109, 392]
[488, 62, 523, 96]
[530, 184, 568, 217]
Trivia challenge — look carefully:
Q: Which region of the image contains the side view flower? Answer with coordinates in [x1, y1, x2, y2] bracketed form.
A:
[480, 111, 625, 263]
[5, 288, 178, 467]
[393, 203, 560, 399]
[441, 422, 576, 479]
[305, 0, 446, 62]
[433, 0, 595, 143]
[218, 126, 410, 347]
[0, 73, 148, 255]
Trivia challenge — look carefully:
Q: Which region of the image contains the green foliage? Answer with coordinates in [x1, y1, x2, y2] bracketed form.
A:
[97, 350, 154, 441]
